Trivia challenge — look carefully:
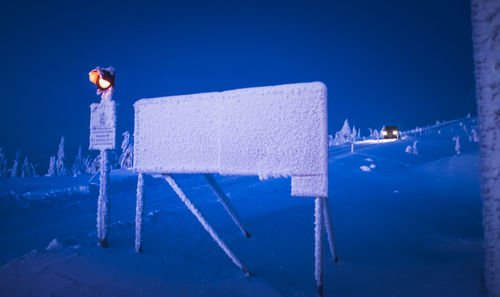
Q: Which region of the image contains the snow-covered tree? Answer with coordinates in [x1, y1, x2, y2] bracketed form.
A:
[108, 150, 119, 170]
[119, 131, 134, 169]
[471, 129, 479, 142]
[21, 157, 32, 178]
[332, 119, 352, 145]
[471, 1, 500, 294]
[405, 141, 418, 155]
[72, 146, 85, 177]
[56, 136, 67, 176]
[0, 147, 8, 178]
[453, 136, 461, 155]
[328, 135, 334, 147]
[30, 163, 39, 177]
[373, 130, 379, 143]
[84, 155, 97, 175]
[90, 154, 101, 174]
[10, 149, 21, 178]
[46, 156, 56, 177]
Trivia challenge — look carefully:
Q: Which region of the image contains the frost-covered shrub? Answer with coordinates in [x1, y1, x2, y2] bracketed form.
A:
[119, 131, 134, 168]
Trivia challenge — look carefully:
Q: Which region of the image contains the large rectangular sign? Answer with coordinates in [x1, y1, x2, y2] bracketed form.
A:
[133, 82, 328, 197]
[90, 100, 116, 150]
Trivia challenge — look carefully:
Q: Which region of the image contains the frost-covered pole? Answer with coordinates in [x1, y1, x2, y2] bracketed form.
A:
[204, 174, 251, 238]
[164, 174, 251, 276]
[314, 197, 324, 297]
[323, 197, 338, 262]
[88, 66, 116, 248]
[97, 148, 110, 247]
[471, 1, 500, 296]
[135, 173, 145, 253]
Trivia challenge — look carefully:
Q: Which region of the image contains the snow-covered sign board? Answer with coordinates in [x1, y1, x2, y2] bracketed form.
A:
[89, 101, 116, 150]
[133, 82, 328, 197]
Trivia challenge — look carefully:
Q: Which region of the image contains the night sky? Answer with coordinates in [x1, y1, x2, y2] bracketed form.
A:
[0, 0, 475, 170]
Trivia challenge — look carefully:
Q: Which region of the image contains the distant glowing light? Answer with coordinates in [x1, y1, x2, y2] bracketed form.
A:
[98, 78, 111, 89]
[392, 130, 398, 135]
[382, 131, 388, 136]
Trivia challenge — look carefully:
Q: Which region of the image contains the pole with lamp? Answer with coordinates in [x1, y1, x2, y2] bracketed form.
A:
[89, 67, 116, 247]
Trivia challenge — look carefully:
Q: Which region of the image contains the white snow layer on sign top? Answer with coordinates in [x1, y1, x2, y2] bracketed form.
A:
[133, 82, 328, 197]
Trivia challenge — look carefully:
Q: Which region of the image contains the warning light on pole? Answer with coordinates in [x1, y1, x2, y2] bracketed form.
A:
[89, 67, 115, 92]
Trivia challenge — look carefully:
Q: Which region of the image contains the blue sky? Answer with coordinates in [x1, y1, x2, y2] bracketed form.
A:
[0, 0, 475, 169]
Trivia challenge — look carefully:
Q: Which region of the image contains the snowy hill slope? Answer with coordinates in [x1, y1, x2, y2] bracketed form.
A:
[0, 117, 482, 297]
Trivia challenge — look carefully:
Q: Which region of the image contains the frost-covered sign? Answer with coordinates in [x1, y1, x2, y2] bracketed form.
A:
[132, 82, 335, 293]
[89, 100, 116, 150]
[133, 82, 328, 197]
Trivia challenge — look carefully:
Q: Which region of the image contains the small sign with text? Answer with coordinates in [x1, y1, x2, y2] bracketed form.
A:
[90, 100, 116, 150]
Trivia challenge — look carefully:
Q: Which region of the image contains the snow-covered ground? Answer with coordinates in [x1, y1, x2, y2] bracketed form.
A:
[0, 117, 483, 296]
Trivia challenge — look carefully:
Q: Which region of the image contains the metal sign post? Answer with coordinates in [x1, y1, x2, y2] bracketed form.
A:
[89, 67, 116, 247]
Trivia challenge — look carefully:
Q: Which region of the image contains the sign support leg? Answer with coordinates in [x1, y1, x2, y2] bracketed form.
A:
[204, 174, 251, 238]
[314, 196, 324, 297]
[163, 174, 251, 276]
[135, 173, 145, 253]
[97, 149, 110, 247]
[323, 196, 338, 262]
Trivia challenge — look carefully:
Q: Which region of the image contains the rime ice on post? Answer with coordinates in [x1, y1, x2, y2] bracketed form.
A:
[133, 82, 335, 294]
[135, 173, 145, 253]
[471, 0, 500, 294]
[205, 174, 251, 238]
[88, 66, 116, 248]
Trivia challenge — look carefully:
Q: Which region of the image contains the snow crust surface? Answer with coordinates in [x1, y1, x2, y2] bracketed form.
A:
[0, 117, 484, 297]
